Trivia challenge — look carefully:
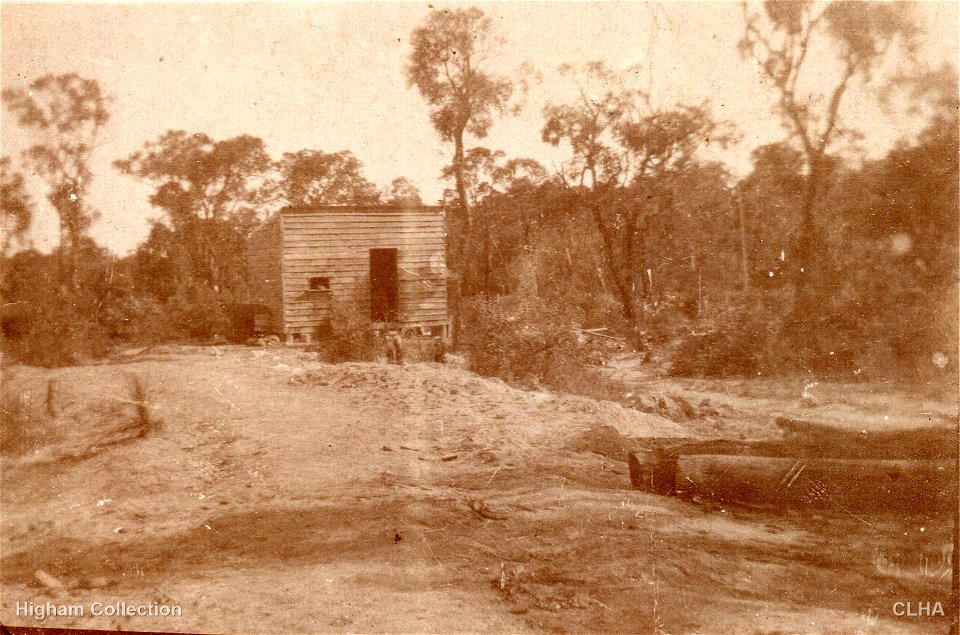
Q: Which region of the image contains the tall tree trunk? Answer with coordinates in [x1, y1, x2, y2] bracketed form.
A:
[736, 194, 750, 292]
[482, 223, 492, 295]
[449, 127, 469, 347]
[589, 200, 635, 323]
[624, 207, 638, 298]
[585, 172, 637, 325]
[210, 214, 221, 292]
[453, 130, 470, 232]
[792, 165, 822, 330]
[53, 181, 83, 292]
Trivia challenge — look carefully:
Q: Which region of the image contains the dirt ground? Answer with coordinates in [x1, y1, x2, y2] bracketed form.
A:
[1, 345, 956, 634]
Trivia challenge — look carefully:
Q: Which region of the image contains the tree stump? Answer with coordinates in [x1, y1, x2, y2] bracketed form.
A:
[628, 448, 677, 494]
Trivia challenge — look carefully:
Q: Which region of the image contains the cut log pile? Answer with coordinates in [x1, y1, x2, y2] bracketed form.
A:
[627, 417, 958, 512]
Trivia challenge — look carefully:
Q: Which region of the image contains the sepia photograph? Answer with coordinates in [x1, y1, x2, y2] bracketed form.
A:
[1, 1, 958, 633]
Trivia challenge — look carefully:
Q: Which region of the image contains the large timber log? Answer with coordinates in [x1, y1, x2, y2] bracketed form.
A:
[774, 417, 958, 460]
[626, 417, 957, 513]
[627, 439, 784, 492]
[674, 454, 957, 512]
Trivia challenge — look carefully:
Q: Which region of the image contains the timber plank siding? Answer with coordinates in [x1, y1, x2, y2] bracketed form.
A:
[246, 205, 449, 342]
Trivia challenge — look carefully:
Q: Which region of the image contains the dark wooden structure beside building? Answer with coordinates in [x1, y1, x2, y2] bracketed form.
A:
[246, 205, 448, 343]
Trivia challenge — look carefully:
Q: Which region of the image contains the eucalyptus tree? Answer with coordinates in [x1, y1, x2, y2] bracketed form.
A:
[1, 157, 33, 256]
[739, 0, 919, 322]
[406, 7, 513, 235]
[115, 131, 271, 293]
[384, 177, 423, 206]
[542, 62, 732, 325]
[271, 149, 380, 207]
[2, 73, 111, 286]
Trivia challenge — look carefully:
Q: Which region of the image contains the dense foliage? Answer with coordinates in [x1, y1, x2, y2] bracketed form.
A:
[1, 6, 956, 389]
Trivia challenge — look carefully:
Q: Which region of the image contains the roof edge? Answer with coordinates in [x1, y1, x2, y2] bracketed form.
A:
[280, 204, 444, 214]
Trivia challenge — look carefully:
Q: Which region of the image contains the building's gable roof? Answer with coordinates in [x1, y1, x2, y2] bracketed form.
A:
[280, 204, 443, 215]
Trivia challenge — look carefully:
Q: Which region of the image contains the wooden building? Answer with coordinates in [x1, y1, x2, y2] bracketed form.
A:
[245, 205, 448, 342]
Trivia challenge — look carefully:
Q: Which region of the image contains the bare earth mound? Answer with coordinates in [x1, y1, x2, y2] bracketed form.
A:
[1, 345, 954, 633]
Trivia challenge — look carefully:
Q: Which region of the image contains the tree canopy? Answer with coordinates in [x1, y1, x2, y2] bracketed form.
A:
[407, 6, 513, 237]
[2, 73, 111, 285]
[384, 177, 423, 206]
[406, 7, 513, 144]
[115, 130, 271, 292]
[541, 61, 734, 324]
[739, 0, 919, 326]
[0, 157, 33, 255]
[270, 149, 380, 207]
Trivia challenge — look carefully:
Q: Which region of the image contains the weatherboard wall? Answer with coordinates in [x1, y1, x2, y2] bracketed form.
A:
[274, 206, 448, 337]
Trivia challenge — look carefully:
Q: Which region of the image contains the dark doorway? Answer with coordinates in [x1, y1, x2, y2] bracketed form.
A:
[370, 248, 399, 322]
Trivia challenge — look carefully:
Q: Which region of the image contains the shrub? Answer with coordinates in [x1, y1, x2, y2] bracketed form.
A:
[462, 294, 597, 389]
[100, 293, 177, 345]
[1, 294, 113, 367]
[666, 294, 780, 378]
[168, 283, 232, 341]
[313, 302, 377, 363]
[665, 290, 923, 380]
[667, 324, 766, 378]
[638, 294, 695, 346]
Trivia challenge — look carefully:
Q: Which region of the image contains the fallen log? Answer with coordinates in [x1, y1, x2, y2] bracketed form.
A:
[627, 439, 784, 492]
[627, 439, 789, 492]
[626, 418, 958, 496]
[775, 417, 958, 460]
[674, 454, 957, 512]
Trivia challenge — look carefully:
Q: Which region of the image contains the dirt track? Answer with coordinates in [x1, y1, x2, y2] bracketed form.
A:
[1, 345, 955, 633]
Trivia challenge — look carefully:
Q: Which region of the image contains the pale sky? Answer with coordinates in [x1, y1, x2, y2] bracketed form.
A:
[2, 1, 957, 255]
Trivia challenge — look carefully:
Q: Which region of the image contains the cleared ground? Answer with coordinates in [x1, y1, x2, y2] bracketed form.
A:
[1, 345, 955, 633]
